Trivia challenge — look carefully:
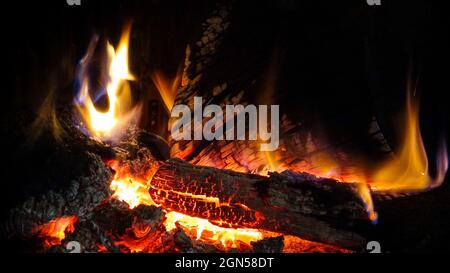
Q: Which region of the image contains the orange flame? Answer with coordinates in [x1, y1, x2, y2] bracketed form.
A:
[262, 151, 278, 176]
[152, 71, 182, 112]
[371, 88, 448, 193]
[73, 24, 446, 249]
[107, 160, 156, 209]
[76, 23, 141, 140]
[108, 157, 264, 250]
[110, 175, 155, 209]
[353, 84, 448, 222]
[34, 216, 78, 248]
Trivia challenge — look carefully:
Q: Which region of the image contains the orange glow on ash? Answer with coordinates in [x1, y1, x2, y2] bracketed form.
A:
[34, 216, 78, 248]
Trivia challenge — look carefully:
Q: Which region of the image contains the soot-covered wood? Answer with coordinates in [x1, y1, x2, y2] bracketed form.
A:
[150, 158, 370, 250]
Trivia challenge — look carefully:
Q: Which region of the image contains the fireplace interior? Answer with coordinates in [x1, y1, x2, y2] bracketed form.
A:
[1, 0, 449, 253]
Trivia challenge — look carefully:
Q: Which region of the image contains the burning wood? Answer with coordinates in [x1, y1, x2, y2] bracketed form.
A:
[149, 158, 369, 249]
[34, 216, 78, 248]
[3, 1, 447, 254]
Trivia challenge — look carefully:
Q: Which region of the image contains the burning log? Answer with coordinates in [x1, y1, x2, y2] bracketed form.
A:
[0, 110, 116, 241]
[149, 158, 370, 250]
[1, 104, 368, 252]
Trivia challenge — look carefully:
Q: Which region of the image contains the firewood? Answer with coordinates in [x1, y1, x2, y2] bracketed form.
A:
[149, 158, 370, 250]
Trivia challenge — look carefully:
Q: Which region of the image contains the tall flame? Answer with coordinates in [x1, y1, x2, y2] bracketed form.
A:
[371, 87, 448, 193]
[354, 84, 448, 222]
[76, 24, 141, 140]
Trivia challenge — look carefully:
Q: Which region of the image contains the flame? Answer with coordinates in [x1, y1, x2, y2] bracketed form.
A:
[152, 71, 182, 112]
[110, 172, 263, 249]
[371, 88, 448, 193]
[255, 85, 448, 222]
[263, 151, 278, 176]
[107, 158, 263, 250]
[164, 212, 263, 249]
[34, 216, 78, 248]
[76, 23, 141, 140]
[110, 176, 155, 209]
[108, 160, 156, 209]
[357, 183, 378, 223]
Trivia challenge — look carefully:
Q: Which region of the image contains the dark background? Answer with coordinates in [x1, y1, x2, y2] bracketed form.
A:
[1, 0, 449, 252]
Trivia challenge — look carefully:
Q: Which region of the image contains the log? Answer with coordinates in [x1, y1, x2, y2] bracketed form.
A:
[0, 107, 168, 242]
[0, 109, 115, 241]
[149, 158, 370, 250]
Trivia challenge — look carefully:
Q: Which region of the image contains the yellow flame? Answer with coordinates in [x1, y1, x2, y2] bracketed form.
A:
[264, 151, 278, 174]
[76, 24, 140, 139]
[110, 176, 154, 209]
[111, 174, 263, 249]
[371, 88, 448, 193]
[357, 183, 378, 223]
[108, 160, 262, 250]
[110, 174, 263, 249]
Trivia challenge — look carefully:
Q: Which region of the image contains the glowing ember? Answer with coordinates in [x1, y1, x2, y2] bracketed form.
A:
[280, 234, 352, 253]
[105, 155, 262, 250]
[110, 176, 154, 209]
[69, 21, 447, 253]
[34, 216, 78, 248]
[164, 211, 263, 249]
[107, 158, 157, 209]
[108, 160, 264, 250]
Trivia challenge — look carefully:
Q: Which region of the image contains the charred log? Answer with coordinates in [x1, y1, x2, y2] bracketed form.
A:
[0, 109, 116, 241]
[150, 158, 370, 250]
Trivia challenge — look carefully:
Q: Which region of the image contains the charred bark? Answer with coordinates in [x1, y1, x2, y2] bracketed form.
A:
[150, 158, 370, 250]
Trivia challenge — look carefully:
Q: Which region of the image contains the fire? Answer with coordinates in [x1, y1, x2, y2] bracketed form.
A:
[357, 183, 378, 223]
[34, 216, 78, 248]
[256, 85, 447, 222]
[262, 151, 278, 176]
[110, 175, 154, 209]
[371, 88, 448, 193]
[110, 175, 264, 249]
[75, 23, 141, 140]
[68, 22, 447, 251]
[152, 71, 182, 112]
[109, 173, 263, 249]
[353, 85, 448, 222]
[107, 160, 156, 209]
[107, 159, 261, 250]
[164, 212, 263, 249]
